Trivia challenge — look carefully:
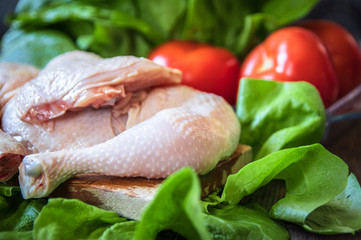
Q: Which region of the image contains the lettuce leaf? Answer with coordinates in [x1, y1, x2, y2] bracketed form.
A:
[304, 173, 361, 234]
[0, 28, 77, 68]
[135, 167, 210, 240]
[1, 0, 320, 66]
[270, 145, 348, 225]
[204, 203, 289, 240]
[33, 198, 133, 239]
[0, 184, 47, 232]
[0, 231, 33, 240]
[222, 143, 361, 234]
[136, 167, 291, 240]
[236, 78, 326, 159]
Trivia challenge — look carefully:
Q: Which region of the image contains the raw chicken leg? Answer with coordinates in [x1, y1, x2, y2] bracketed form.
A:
[19, 86, 240, 198]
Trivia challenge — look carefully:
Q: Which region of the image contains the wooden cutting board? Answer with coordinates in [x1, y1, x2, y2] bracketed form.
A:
[50, 144, 252, 220]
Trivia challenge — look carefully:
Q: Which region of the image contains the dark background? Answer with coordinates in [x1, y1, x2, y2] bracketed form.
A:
[305, 0, 361, 42]
[0, 0, 17, 37]
[1, 0, 361, 41]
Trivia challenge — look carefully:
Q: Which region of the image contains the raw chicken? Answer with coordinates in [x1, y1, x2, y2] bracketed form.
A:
[2, 99, 118, 153]
[0, 130, 26, 181]
[0, 62, 39, 181]
[19, 85, 240, 198]
[0, 62, 39, 113]
[1, 51, 240, 199]
[16, 51, 181, 124]
[2, 51, 181, 153]
[0, 63, 39, 108]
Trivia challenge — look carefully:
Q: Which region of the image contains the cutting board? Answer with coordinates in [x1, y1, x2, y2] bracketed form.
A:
[50, 144, 252, 220]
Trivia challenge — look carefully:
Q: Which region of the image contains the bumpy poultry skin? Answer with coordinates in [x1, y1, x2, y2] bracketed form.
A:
[2, 98, 118, 153]
[16, 50, 181, 124]
[19, 85, 240, 199]
[0, 62, 38, 181]
[0, 62, 39, 113]
[2, 52, 180, 181]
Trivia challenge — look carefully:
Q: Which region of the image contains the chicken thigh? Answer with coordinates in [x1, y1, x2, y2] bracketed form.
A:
[16, 51, 181, 124]
[2, 51, 181, 152]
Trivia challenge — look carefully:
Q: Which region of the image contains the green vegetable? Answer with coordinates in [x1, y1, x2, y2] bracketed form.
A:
[236, 78, 326, 159]
[0, 184, 46, 232]
[136, 167, 210, 240]
[33, 198, 134, 239]
[0, 231, 33, 240]
[0, 29, 77, 68]
[304, 173, 361, 234]
[204, 203, 289, 240]
[1, 0, 320, 67]
[221, 143, 361, 233]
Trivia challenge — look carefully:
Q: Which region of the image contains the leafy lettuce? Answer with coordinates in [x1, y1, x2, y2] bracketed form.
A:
[236, 78, 326, 159]
[0, 185, 46, 232]
[1, 0, 319, 67]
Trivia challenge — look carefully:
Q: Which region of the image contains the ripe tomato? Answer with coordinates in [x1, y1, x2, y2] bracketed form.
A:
[240, 26, 339, 107]
[297, 20, 361, 98]
[148, 40, 240, 104]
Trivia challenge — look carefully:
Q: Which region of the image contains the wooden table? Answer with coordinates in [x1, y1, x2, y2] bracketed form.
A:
[288, 117, 361, 239]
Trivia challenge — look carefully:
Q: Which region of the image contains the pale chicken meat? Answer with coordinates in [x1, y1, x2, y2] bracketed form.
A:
[0, 62, 39, 181]
[0, 130, 26, 181]
[2, 51, 180, 153]
[0, 62, 39, 111]
[2, 99, 118, 153]
[16, 51, 181, 124]
[19, 85, 240, 199]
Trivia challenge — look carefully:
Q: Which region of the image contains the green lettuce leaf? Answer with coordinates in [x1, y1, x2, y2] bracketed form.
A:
[236, 78, 326, 159]
[0, 184, 47, 232]
[137, 167, 291, 239]
[269, 145, 348, 225]
[33, 198, 134, 240]
[221, 143, 361, 234]
[0, 231, 33, 240]
[136, 0, 187, 39]
[135, 167, 210, 240]
[1, 0, 320, 65]
[0, 28, 77, 68]
[204, 203, 289, 240]
[303, 173, 361, 234]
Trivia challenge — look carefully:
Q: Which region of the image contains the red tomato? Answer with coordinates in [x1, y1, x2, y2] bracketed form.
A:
[240, 26, 339, 107]
[297, 20, 361, 98]
[148, 40, 240, 104]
